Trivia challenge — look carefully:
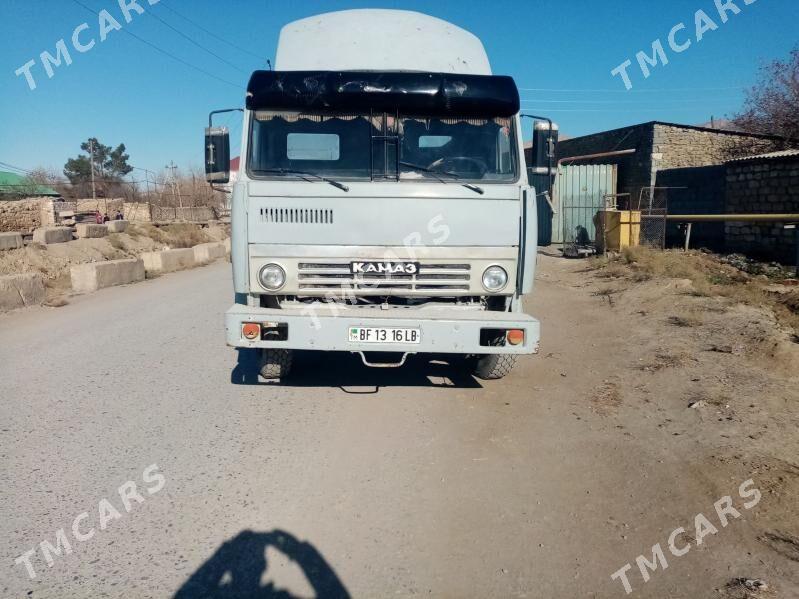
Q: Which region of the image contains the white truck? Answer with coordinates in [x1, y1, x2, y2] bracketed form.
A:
[206, 9, 541, 380]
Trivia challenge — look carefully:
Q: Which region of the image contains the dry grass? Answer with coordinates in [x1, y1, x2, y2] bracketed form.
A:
[127, 223, 211, 249]
[159, 223, 209, 248]
[782, 291, 799, 312]
[636, 351, 688, 372]
[592, 247, 799, 334]
[667, 314, 703, 328]
[591, 286, 621, 307]
[594, 263, 628, 279]
[107, 234, 126, 250]
[128, 223, 168, 245]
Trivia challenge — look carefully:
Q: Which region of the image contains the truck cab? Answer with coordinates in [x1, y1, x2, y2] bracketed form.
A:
[206, 9, 540, 380]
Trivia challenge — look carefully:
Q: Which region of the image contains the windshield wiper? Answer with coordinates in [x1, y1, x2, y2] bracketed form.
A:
[399, 161, 484, 195]
[252, 168, 349, 192]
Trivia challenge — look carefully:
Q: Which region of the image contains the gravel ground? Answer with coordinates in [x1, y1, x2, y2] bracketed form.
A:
[1, 254, 797, 598]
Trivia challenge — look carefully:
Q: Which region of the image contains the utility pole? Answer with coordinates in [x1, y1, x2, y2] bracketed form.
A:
[166, 161, 183, 219]
[90, 139, 97, 210]
[131, 166, 156, 222]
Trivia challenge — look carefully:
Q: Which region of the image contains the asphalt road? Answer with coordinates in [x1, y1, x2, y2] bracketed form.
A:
[0, 258, 783, 598]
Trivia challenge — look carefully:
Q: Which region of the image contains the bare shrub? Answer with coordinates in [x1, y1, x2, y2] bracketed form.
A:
[731, 46, 799, 141]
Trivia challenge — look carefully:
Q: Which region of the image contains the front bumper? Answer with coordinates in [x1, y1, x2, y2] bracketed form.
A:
[225, 304, 540, 354]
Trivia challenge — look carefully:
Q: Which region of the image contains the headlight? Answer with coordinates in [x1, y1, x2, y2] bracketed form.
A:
[482, 265, 508, 292]
[258, 263, 286, 290]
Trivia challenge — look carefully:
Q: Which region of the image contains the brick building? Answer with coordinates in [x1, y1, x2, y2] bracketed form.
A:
[550, 121, 788, 206]
[724, 150, 799, 262]
[533, 121, 795, 253]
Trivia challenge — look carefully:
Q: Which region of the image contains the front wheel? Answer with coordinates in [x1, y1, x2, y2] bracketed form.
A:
[473, 353, 517, 380]
[259, 348, 293, 380]
[472, 331, 517, 380]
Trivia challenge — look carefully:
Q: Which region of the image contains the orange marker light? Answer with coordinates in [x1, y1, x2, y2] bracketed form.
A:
[506, 329, 524, 346]
[242, 323, 261, 340]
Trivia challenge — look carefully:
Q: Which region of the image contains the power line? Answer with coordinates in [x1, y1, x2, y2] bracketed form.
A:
[70, 0, 242, 90]
[0, 160, 203, 194]
[521, 98, 742, 105]
[518, 86, 745, 94]
[521, 107, 720, 112]
[145, 7, 250, 75]
[158, 1, 265, 61]
[0, 161, 34, 174]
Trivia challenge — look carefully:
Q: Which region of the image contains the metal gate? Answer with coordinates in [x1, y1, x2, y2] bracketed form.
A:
[636, 187, 669, 249]
[554, 164, 617, 247]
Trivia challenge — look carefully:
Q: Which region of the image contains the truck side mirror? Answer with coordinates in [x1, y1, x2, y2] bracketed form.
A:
[205, 126, 230, 183]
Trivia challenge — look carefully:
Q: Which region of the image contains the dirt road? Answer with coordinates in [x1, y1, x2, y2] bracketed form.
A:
[1, 253, 797, 598]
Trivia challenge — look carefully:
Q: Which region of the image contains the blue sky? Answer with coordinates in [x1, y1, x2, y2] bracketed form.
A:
[1, 0, 797, 178]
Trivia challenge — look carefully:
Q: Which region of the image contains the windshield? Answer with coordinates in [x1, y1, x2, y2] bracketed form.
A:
[398, 116, 515, 181]
[248, 111, 517, 183]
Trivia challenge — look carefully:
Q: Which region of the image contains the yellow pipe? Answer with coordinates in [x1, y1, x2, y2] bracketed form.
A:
[659, 214, 799, 222]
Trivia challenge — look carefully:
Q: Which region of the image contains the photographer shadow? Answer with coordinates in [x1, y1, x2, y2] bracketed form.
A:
[174, 529, 349, 599]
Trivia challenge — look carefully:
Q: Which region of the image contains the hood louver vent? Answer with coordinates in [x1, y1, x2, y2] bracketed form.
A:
[259, 208, 334, 224]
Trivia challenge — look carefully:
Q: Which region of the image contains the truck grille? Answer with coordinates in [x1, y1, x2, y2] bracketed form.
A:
[297, 262, 471, 291]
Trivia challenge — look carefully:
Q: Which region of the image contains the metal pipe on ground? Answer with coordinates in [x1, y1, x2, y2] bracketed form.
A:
[664, 214, 799, 275]
[663, 214, 799, 222]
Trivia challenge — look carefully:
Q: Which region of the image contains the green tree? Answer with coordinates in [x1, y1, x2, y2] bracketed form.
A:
[63, 137, 133, 185]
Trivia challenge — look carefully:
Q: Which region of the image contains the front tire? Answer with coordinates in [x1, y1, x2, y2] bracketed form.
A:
[473, 353, 517, 380]
[473, 332, 517, 380]
[258, 348, 293, 380]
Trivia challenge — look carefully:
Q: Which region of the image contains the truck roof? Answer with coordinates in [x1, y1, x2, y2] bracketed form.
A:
[274, 9, 492, 75]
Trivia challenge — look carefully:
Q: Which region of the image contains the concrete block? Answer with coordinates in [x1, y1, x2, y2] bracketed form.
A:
[32, 226, 73, 244]
[75, 223, 108, 238]
[0, 232, 23, 251]
[70, 258, 145, 294]
[193, 242, 226, 264]
[224, 237, 231, 254]
[0, 273, 45, 311]
[106, 220, 129, 233]
[141, 248, 196, 274]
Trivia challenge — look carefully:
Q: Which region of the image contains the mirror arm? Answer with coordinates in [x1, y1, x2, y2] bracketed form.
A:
[209, 108, 244, 127]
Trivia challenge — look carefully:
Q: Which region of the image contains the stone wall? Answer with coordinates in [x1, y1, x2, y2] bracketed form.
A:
[150, 205, 216, 222]
[72, 199, 152, 222]
[75, 198, 125, 215]
[122, 202, 152, 222]
[73, 200, 212, 222]
[725, 156, 799, 262]
[652, 124, 784, 170]
[0, 197, 56, 233]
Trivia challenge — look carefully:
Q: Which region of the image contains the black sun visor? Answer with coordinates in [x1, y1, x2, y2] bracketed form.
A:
[246, 71, 520, 117]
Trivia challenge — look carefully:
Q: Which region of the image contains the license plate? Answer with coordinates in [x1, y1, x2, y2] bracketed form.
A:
[348, 326, 421, 344]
